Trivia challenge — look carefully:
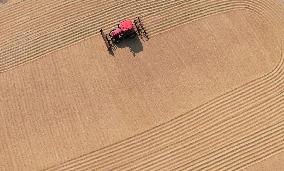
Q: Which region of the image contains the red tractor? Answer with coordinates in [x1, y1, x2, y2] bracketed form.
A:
[100, 17, 149, 51]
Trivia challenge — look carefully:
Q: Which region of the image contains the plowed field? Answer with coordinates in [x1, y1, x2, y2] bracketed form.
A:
[0, 0, 283, 170]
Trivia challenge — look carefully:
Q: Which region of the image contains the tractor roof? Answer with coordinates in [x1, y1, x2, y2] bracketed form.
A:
[119, 20, 133, 31]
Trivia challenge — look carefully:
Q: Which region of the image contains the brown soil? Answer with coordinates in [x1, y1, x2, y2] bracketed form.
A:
[0, 0, 283, 170]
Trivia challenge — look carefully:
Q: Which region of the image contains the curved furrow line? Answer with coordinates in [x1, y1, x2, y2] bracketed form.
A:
[254, 0, 284, 21]
[0, 0, 278, 62]
[43, 40, 282, 169]
[47, 44, 284, 170]
[47, 55, 282, 170]
[0, 0, 227, 54]
[44, 2, 282, 171]
[96, 95, 284, 171]
[0, 0, 282, 170]
[45, 44, 284, 171]
[0, 0, 45, 16]
[0, 2, 244, 49]
[0, 0, 81, 23]
[46, 57, 284, 170]
[77, 115, 284, 170]
[177, 122, 284, 171]
[44, 31, 284, 168]
[0, 0, 186, 58]
[107, 93, 284, 170]
[43, 46, 282, 170]
[230, 146, 284, 171]
[0, 0, 186, 46]
[0, 0, 121, 44]
[50, 81, 284, 170]
[52, 96, 284, 170]
[0, 0, 280, 65]
[0, 1, 274, 72]
[195, 121, 284, 171]
[147, 120, 284, 171]
[148, 6, 245, 35]
[146, 4, 249, 33]
[171, 120, 284, 171]
[1, 0, 281, 73]
[0, 0, 268, 55]
[0, 0, 280, 35]
[0, 0, 278, 48]
[148, 0, 282, 35]
[0, 0, 168, 25]
[0, 0, 278, 170]
[0, 0, 78, 26]
[0, 0, 274, 54]
[0, 0, 60, 14]
[0, 0, 177, 45]
[216, 138, 284, 171]
[73, 76, 284, 170]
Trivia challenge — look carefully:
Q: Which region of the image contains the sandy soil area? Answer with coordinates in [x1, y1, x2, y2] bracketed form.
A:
[0, 0, 283, 170]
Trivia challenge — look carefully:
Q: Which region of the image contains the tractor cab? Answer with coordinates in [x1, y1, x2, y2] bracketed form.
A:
[119, 20, 136, 38]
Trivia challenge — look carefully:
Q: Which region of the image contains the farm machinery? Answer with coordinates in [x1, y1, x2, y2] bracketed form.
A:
[100, 17, 149, 51]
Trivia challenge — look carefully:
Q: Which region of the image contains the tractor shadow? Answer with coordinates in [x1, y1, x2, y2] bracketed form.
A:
[113, 36, 143, 57]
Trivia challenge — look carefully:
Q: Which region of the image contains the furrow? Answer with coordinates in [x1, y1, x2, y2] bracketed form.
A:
[44, 44, 284, 171]
[0, 0, 280, 72]
[43, 44, 283, 170]
[0, 0, 279, 170]
[110, 95, 284, 171]
[177, 122, 284, 171]
[0, 0, 182, 45]
[0, 1, 273, 72]
[0, 0, 276, 67]
[0, 0, 232, 56]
